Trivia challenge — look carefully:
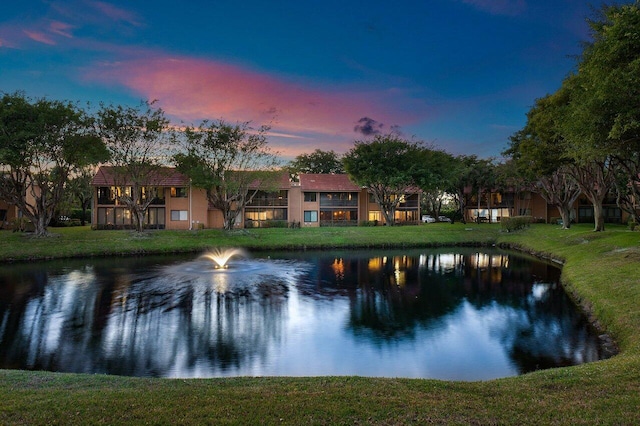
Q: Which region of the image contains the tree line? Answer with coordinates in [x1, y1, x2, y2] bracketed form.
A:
[0, 91, 501, 235]
[504, 2, 640, 232]
[2, 2, 638, 235]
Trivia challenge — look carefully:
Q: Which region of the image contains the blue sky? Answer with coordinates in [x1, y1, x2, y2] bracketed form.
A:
[0, 0, 627, 160]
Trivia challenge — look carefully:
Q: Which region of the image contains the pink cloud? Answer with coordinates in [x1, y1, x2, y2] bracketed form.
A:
[88, 1, 143, 27]
[23, 30, 57, 45]
[85, 54, 431, 141]
[49, 21, 75, 38]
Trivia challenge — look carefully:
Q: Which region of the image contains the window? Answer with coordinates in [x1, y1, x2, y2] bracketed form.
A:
[319, 209, 358, 222]
[97, 187, 115, 204]
[245, 208, 288, 221]
[146, 207, 166, 229]
[171, 210, 188, 221]
[170, 187, 188, 198]
[320, 192, 358, 207]
[304, 192, 317, 202]
[394, 210, 419, 222]
[368, 211, 381, 222]
[246, 190, 288, 207]
[304, 210, 318, 222]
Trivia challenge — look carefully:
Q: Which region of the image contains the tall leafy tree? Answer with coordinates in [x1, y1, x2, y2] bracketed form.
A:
[564, 3, 640, 225]
[67, 167, 95, 226]
[505, 93, 581, 229]
[412, 147, 456, 220]
[96, 101, 171, 233]
[343, 134, 421, 226]
[287, 149, 344, 175]
[549, 4, 640, 231]
[445, 155, 480, 224]
[173, 120, 280, 230]
[467, 157, 497, 223]
[0, 92, 106, 237]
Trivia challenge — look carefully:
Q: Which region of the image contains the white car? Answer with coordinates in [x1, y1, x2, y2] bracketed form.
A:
[422, 215, 436, 223]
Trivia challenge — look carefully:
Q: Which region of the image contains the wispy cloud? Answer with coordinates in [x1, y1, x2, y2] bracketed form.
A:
[89, 1, 143, 27]
[49, 21, 75, 38]
[460, 0, 527, 16]
[0, 0, 142, 48]
[84, 54, 432, 141]
[23, 30, 57, 45]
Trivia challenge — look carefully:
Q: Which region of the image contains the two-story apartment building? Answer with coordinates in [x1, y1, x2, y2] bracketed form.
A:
[463, 188, 634, 224]
[91, 167, 422, 230]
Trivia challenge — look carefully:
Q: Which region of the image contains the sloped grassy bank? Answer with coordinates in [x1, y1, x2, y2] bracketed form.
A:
[0, 224, 638, 425]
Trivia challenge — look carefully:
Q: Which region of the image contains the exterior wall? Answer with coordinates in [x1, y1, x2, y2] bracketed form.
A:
[190, 188, 210, 228]
[360, 189, 373, 223]
[464, 190, 549, 223]
[528, 193, 548, 222]
[288, 184, 303, 224]
[207, 209, 224, 229]
[165, 187, 190, 230]
[0, 200, 19, 230]
[300, 189, 320, 227]
[93, 185, 206, 230]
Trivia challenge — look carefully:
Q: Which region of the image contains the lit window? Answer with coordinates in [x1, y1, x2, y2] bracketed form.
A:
[171, 187, 188, 198]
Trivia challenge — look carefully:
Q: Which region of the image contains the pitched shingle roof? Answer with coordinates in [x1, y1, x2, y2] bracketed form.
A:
[299, 174, 361, 191]
[91, 166, 190, 187]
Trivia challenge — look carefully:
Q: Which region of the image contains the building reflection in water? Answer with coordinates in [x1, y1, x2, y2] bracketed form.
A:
[0, 249, 613, 380]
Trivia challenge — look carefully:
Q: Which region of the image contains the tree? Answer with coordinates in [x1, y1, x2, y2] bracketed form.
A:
[96, 101, 171, 233]
[412, 148, 456, 220]
[0, 92, 106, 237]
[444, 155, 479, 224]
[173, 120, 280, 230]
[67, 168, 95, 226]
[467, 157, 497, 223]
[581, 3, 640, 225]
[505, 93, 581, 229]
[343, 134, 421, 226]
[287, 149, 344, 175]
[557, 4, 640, 231]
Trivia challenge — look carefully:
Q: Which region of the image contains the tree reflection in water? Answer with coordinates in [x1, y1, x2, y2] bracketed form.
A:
[0, 249, 613, 380]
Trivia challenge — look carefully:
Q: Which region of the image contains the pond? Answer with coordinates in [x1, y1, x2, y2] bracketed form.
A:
[0, 248, 612, 380]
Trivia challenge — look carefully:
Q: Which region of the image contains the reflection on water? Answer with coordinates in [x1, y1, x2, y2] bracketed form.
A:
[0, 249, 613, 380]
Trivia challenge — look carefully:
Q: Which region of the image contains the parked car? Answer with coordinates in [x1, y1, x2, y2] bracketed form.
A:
[438, 216, 451, 222]
[422, 215, 436, 223]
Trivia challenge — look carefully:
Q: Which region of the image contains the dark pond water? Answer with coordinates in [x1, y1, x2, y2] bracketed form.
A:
[0, 248, 611, 380]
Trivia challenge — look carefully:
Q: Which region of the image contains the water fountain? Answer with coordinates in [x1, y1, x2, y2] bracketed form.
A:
[164, 248, 309, 297]
[200, 248, 247, 269]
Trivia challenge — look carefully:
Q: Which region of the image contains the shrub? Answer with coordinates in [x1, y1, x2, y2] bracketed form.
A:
[501, 216, 532, 232]
[359, 220, 378, 227]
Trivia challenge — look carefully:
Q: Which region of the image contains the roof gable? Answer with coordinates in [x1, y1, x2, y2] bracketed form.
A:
[299, 174, 361, 191]
[91, 166, 190, 187]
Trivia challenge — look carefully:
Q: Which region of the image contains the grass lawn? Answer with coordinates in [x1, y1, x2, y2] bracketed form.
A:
[0, 223, 639, 425]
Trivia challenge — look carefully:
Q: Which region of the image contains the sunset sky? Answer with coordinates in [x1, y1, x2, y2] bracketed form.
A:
[0, 0, 627, 160]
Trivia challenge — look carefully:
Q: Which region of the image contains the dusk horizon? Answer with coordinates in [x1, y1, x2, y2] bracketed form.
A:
[1, 0, 629, 160]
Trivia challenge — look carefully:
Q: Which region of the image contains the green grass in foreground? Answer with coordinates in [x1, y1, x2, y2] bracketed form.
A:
[0, 223, 639, 425]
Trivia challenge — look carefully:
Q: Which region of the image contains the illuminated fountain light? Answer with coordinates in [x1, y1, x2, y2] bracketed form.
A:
[162, 249, 311, 297]
[200, 248, 248, 269]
